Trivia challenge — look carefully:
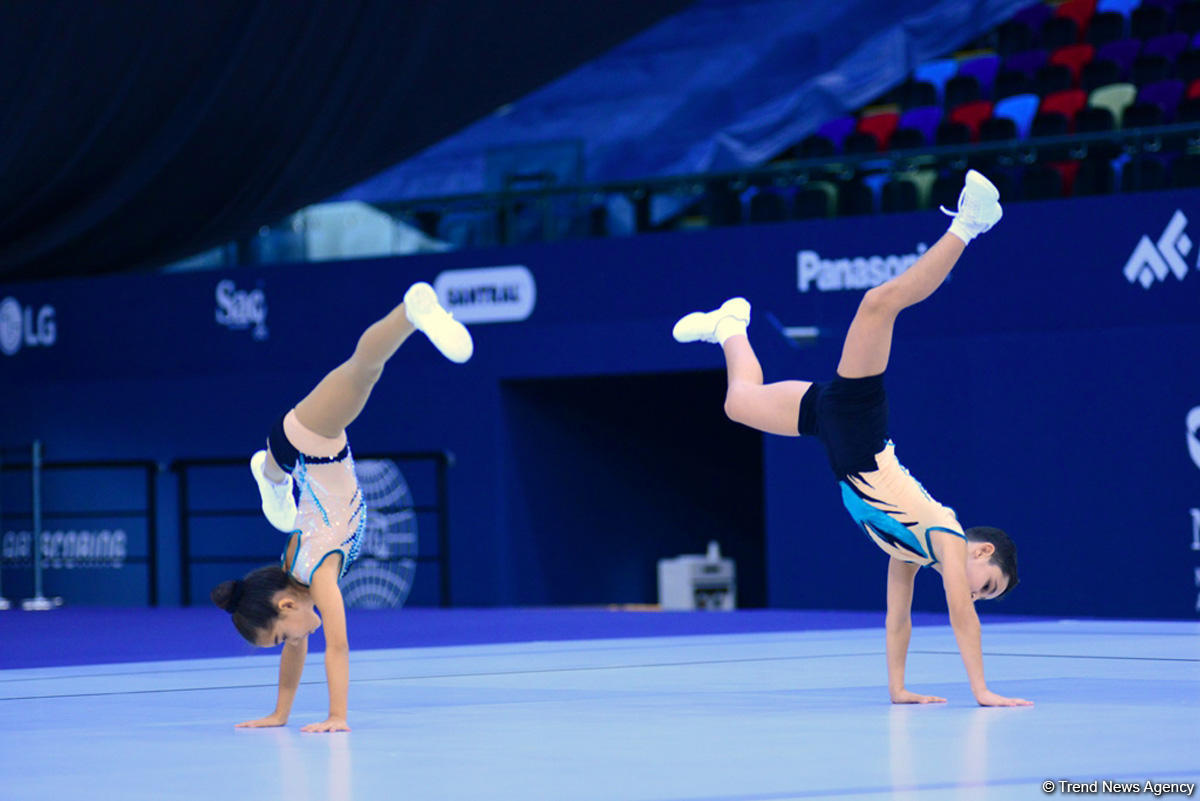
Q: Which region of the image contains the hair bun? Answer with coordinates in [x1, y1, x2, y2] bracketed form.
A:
[210, 579, 244, 613]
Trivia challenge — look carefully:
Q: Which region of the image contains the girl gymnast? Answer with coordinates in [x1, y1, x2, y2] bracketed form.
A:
[672, 171, 1030, 707]
[211, 281, 472, 732]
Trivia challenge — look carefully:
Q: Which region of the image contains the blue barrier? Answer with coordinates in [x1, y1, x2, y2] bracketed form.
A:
[2, 190, 1198, 616]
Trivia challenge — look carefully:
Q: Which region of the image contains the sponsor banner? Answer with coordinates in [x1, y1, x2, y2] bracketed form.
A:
[214, 279, 269, 340]
[0, 296, 56, 356]
[433, 266, 536, 324]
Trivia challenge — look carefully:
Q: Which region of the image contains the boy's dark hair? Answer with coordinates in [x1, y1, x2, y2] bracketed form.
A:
[965, 526, 1018, 599]
[211, 565, 294, 644]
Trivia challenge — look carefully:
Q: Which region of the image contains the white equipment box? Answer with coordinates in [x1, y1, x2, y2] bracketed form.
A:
[657, 541, 736, 611]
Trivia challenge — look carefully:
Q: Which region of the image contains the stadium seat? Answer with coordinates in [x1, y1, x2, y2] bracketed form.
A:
[1076, 105, 1118, 132]
[1170, 152, 1200, 186]
[948, 100, 994, 139]
[1004, 48, 1049, 78]
[1132, 53, 1172, 85]
[908, 169, 938, 207]
[935, 120, 972, 145]
[817, 116, 856, 150]
[1087, 11, 1127, 45]
[858, 112, 900, 150]
[794, 182, 837, 219]
[993, 92, 1041, 137]
[931, 171, 968, 209]
[1097, 0, 1140, 17]
[1057, 0, 1098, 34]
[843, 131, 881, 154]
[1023, 164, 1065, 199]
[997, 20, 1036, 57]
[1121, 155, 1168, 190]
[1176, 2, 1200, 33]
[898, 80, 939, 109]
[1139, 78, 1186, 120]
[881, 179, 919, 213]
[1050, 43, 1097, 82]
[1032, 111, 1071, 137]
[1177, 49, 1200, 83]
[1037, 63, 1075, 95]
[958, 54, 1002, 97]
[748, 190, 788, 223]
[1042, 89, 1089, 123]
[1132, 5, 1170, 39]
[1044, 16, 1081, 49]
[1074, 157, 1115, 194]
[1096, 38, 1142, 75]
[1122, 100, 1166, 126]
[890, 126, 926, 149]
[703, 184, 743, 227]
[897, 105, 942, 142]
[798, 133, 836, 158]
[914, 59, 959, 102]
[1015, 3, 1054, 29]
[980, 115, 1019, 141]
[944, 74, 982, 108]
[1189, 77, 1200, 98]
[1050, 160, 1082, 195]
[994, 69, 1034, 99]
[1143, 31, 1190, 61]
[1089, 82, 1138, 124]
[1082, 58, 1122, 91]
[1177, 95, 1200, 120]
[837, 179, 875, 216]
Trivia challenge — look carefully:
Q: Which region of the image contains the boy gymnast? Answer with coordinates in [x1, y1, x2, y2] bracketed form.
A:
[673, 170, 1030, 707]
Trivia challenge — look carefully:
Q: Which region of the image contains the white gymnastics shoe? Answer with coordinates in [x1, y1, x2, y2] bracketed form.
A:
[672, 297, 751, 344]
[941, 169, 1003, 243]
[404, 282, 473, 363]
[250, 450, 297, 533]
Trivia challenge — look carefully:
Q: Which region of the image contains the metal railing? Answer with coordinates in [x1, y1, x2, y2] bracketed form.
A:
[0, 447, 160, 607]
[172, 451, 452, 607]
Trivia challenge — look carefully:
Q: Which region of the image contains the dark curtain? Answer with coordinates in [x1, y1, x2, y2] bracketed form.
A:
[0, 0, 694, 280]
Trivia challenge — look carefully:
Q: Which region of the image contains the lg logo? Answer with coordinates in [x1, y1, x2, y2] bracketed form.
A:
[0, 297, 57, 357]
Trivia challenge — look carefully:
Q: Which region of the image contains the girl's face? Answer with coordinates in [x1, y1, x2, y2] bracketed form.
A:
[256, 591, 322, 647]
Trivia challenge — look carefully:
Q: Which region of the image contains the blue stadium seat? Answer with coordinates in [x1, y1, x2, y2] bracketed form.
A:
[914, 59, 959, 102]
[993, 93, 1041, 138]
[1097, 0, 1141, 17]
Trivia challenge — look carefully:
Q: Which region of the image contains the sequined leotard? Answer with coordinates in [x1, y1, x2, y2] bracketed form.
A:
[268, 409, 366, 584]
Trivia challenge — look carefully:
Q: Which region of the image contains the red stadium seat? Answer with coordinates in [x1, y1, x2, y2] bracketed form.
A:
[1188, 78, 1200, 100]
[948, 100, 994, 140]
[857, 112, 900, 150]
[1041, 89, 1088, 127]
[1056, 0, 1097, 36]
[1049, 44, 1096, 84]
[1049, 161, 1082, 196]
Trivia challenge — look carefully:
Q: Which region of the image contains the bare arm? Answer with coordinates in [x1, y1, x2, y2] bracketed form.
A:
[235, 636, 307, 727]
[886, 558, 945, 704]
[304, 558, 351, 732]
[933, 532, 1031, 707]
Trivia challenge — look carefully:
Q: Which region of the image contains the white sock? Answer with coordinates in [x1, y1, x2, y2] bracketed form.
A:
[948, 218, 975, 245]
[715, 316, 747, 344]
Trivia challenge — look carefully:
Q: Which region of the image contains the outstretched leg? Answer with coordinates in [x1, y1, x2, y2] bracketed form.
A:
[671, 296, 811, 437]
[837, 170, 1001, 378]
[293, 303, 416, 439]
[722, 334, 811, 437]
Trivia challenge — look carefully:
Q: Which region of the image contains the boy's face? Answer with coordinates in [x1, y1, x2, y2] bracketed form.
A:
[965, 542, 1007, 601]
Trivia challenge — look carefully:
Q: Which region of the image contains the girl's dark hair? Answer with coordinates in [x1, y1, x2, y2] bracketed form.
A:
[211, 565, 294, 644]
[965, 526, 1019, 599]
